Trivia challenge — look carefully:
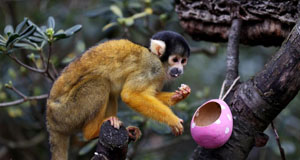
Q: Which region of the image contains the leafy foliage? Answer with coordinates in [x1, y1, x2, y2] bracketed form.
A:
[0, 17, 82, 54]
[0, 0, 299, 160]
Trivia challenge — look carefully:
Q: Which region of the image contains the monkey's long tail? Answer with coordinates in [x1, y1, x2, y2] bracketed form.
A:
[49, 130, 70, 160]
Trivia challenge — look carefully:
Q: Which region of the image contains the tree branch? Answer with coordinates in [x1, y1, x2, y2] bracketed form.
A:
[192, 18, 300, 160]
[271, 122, 286, 160]
[225, 19, 242, 89]
[0, 94, 48, 107]
[175, 0, 298, 46]
[91, 121, 130, 160]
[7, 43, 57, 81]
[8, 54, 46, 73]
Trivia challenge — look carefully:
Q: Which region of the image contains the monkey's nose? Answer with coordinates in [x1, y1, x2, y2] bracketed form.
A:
[170, 68, 182, 77]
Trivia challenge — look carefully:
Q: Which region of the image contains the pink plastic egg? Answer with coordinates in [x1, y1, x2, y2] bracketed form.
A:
[190, 99, 233, 149]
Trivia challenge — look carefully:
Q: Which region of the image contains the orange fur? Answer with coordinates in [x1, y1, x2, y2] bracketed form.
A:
[46, 39, 188, 160]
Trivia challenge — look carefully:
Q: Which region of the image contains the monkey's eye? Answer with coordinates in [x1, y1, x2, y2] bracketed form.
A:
[172, 57, 179, 63]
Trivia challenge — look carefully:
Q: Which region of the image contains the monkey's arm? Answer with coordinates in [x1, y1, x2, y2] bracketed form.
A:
[121, 84, 183, 135]
[156, 84, 191, 106]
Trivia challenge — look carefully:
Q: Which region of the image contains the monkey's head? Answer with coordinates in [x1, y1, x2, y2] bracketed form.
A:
[150, 31, 190, 80]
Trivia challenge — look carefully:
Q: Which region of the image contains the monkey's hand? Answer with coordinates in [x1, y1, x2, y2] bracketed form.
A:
[170, 118, 184, 136]
[104, 116, 123, 129]
[171, 84, 191, 102]
[127, 126, 142, 142]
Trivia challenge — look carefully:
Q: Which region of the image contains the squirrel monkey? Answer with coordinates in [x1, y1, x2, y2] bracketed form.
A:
[46, 31, 191, 160]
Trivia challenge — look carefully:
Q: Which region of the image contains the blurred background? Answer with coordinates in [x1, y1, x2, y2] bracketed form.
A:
[0, 0, 299, 160]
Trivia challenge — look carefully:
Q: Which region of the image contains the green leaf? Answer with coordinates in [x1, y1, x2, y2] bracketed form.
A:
[19, 25, 35, 39]
[40, 40, 46, 48]
[102, 22, 117, 31]
[0, 34, 6, 41]
[0, 36, 6, 44]
[34, 27, 47, 39]
[47, 16, 55, 29]
[28, 36, 44, 43]
[19, 39, 39, 48]
[6, 34, 20, 47]
[40, 26, 47, 32]
[4, 25, 14, 36]
[64, 24, 82, 36]
[26, 20, 47, 39]
[33, 32, 44, 38]
[110, 5, 123, 18]
[15, 18, 28, 34]
[0, 41, 5, 46]
[124, 17, 134, 26]
[53, 32, 67, 39]
[14, 42, 37, 50]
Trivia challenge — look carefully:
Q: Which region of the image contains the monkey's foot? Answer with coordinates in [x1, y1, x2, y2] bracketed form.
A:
[104, 116, 123, 129]
[126, 126, 142, 142]
[172, 84, 191, 101]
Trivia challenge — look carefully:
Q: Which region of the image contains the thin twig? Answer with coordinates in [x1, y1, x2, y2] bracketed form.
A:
[39, 48, 47, 68]
[225, 19, 242, 89]
[44, 44, 56, 81]
[51, 62, 59, 78]
[8, 54, 46, 73]
[0, 94, 48, 107]
[46, 43, 52, 72]
[271, 122, 286, 160]
[9, 85, 27, 100]
[7, 46, 56, 81]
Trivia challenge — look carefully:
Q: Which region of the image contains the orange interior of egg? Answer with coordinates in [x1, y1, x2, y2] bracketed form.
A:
[194, 102, 221, 126]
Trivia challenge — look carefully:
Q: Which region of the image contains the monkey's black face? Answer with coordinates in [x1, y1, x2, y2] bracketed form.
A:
[166, 55, 188, 80]
[150, 31, 190, 80]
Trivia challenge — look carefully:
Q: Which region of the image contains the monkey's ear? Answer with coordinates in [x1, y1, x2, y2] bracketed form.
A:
[150, 39, 166, 57]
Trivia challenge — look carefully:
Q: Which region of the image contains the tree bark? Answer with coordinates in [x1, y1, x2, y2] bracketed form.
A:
[175, 0, 300, 46]
[191, 13, 300, 160]
[91, 121, 129, 160]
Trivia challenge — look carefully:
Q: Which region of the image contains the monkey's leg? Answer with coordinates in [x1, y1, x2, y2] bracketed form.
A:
[82, 95, 109, 140]
[105, 95, 118, 118]
[78, 79, 111, 140]
[49, 130, 70, 160]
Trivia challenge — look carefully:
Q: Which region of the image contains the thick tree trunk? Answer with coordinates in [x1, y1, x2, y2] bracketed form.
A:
[175, 0, 300, 46]
[190, 11, 300, 160]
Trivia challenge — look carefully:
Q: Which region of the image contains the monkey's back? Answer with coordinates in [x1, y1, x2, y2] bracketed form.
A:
[48, 39, 163, 104]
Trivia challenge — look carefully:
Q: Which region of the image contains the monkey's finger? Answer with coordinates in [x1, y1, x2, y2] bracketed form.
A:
[108, 117, 114, 126]
[179, 118, 184, 124]
[173, 127, 179, 136]
[113, 117, 122, 129]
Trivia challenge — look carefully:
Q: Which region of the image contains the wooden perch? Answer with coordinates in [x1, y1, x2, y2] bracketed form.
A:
[191, 17, 300, 160]
[91, 121, 129, 160]
[175, 0, 300, 46]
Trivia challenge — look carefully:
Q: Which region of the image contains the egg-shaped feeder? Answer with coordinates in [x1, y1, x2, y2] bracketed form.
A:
[190, 99, 233, 149]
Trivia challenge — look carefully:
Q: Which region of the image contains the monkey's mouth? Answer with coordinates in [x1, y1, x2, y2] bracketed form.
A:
[170, 73, 180, 78]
